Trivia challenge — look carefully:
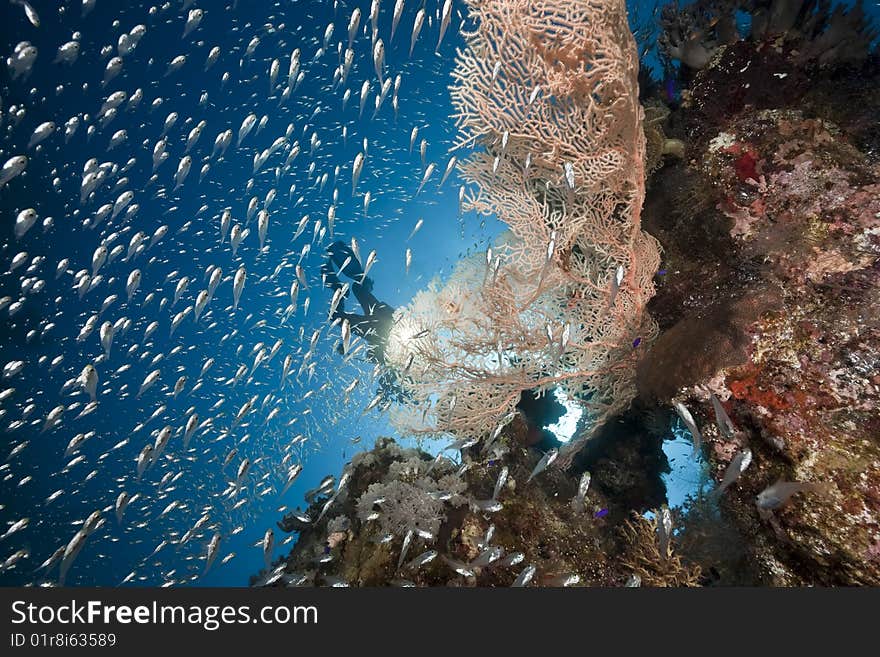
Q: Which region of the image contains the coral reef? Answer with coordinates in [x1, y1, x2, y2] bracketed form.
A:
[258, 431, 683, 587]
[639, 30, 880, 584]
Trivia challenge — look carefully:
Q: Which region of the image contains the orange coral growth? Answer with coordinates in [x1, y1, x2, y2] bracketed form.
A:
[728, 365, 790, 411]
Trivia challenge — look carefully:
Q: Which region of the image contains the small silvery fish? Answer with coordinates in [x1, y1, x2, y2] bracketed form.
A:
[36, 547, 65, 573]
[262, 529, 274, 568]
[527, 448, 558, 483]
[546, 573, 580, 587]
[512, 565, 536, 587]
[673, 401, 702, 455]
[715, 448, 752, 496]
[756, 480, 832, 511]
[397, 529, 414, 570]
[405, 549, 437, 571]
[471, 499, 503, 513]
[657, 505, 673, 559]
[443, 438, 480, 451]
[492, 466, 509, 500]
[480, 524, 496, 549]
[571, 471, 591, 514]
[0, 517, 28, 542]
[443, 556, 474, 578]
[115, 492, 130, 524]
[710, 394, 737, 439]
[1, 549, 29, 573]
[414, 528, 433, 541]
[607, 264, 624, 309]
[470, 546, 503, 568]
[499, 552, 524, 568]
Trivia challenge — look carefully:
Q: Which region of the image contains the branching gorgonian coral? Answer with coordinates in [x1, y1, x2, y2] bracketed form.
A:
[384, 0, 661, 467]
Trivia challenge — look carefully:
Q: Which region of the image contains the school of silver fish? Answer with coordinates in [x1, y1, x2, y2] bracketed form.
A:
[0, 0, 479, 587]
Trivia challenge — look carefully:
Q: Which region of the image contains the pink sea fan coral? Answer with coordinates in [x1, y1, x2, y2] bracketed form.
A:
[384, 0, 661, 467]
